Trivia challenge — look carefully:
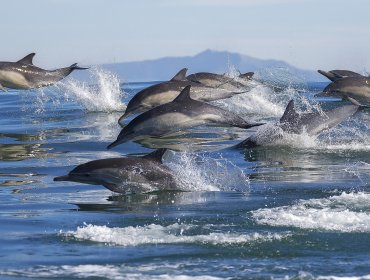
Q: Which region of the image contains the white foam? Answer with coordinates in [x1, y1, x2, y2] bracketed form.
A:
[249, 123, 318, 148]
[64, 223, 289, 246]
[1, 264, 227, 280]
[317, 275, 370, 280]
[57, 66, 126, 112]
[166, 152, 250, 192]
[252, 192, 370, 232]
[215, 84, 286, 117]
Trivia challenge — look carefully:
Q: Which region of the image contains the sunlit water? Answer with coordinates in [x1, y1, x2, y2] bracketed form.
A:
[0, 68, 369, 279]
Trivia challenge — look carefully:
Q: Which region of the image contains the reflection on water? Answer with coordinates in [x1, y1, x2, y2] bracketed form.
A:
[244, 146, 370, 184]
[135, 126, 252, 152]
[75, 191, 216, 213]
[0, 143, 50, 161]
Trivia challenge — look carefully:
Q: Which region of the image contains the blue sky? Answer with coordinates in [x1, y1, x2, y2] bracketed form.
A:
[1, 0, 369, 71]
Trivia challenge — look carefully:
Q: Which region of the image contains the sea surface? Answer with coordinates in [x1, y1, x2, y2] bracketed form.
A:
[0, 68, 369, 280]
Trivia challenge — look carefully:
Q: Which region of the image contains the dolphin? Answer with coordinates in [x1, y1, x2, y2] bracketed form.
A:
[317, 69, 363, 81]
[118, 68, 248, 123]
[315, 76, 370, 105]
[236, 99, 360, 148]
[54, 149, 178, 194]
[0, 53, 87, 90]
[109, 85, 264, 149]
[186, 71, 254, 91]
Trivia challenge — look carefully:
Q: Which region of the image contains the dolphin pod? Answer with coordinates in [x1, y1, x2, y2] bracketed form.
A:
[14, 56, 360, 194]
[118, 68, 250, 123]
[0, 53, 87, 90]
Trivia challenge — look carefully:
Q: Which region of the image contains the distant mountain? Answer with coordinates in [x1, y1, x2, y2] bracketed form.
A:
[73, 49, 324, 83]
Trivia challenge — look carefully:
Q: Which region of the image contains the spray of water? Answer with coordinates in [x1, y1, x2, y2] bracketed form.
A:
[165, 151, 250, 192]
[57, 66, 126, 112]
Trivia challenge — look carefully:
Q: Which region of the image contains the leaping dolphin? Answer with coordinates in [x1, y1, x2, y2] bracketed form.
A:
[0, 53, 88, 90]
[236, 99, 360, 148]
[186, 71, 254, 91]
[54, 149, 178, 194]
[118, 68, 248, 123]
[317, 69, 363, 81]
[109, 85, 264, 149]
[315, 76, 370, 105]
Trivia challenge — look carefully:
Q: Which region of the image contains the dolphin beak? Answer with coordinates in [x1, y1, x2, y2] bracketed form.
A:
[53, 175, 70, 181]
[107, 140, 120, 150]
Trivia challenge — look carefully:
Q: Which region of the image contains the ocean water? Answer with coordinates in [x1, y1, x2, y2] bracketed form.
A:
[0, 68, 369, 280]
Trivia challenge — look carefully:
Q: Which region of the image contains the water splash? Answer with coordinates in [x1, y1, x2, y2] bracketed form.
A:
[165, 151, 250, 192]
[57, 66, 126, 112]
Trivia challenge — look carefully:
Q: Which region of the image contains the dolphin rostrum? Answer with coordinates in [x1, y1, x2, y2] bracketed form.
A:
[54, 149, 178, 194]
[109, 85, 264, 149]
[0, 53, 87, 90]
[315, 76, 370, 105]
[118, 68, 248, 123]
[317, 69, 363, 82]
[236, 99, 360, 148]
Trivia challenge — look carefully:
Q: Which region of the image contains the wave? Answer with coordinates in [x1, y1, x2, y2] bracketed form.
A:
[252, 192, 370, 232]
[63, 223, 290, 247]
[0, 264, 227, 280]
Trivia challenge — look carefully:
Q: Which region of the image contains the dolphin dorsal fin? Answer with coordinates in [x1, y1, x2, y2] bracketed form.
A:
[17, 53, 36, 65]
[280, 100, 299, 123]
[143, 148, 167, 163]
[171, 68, 188, 81]
[173, 85, 192, 103]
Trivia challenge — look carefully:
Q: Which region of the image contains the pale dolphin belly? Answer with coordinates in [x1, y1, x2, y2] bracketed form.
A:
[0, 70, 31, 89]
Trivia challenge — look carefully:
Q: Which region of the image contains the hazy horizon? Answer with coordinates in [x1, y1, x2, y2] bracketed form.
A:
[1, 0, 370, 72]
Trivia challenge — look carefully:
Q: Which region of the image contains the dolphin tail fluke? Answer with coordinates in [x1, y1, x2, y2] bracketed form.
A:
[70, 63, 89, 71]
